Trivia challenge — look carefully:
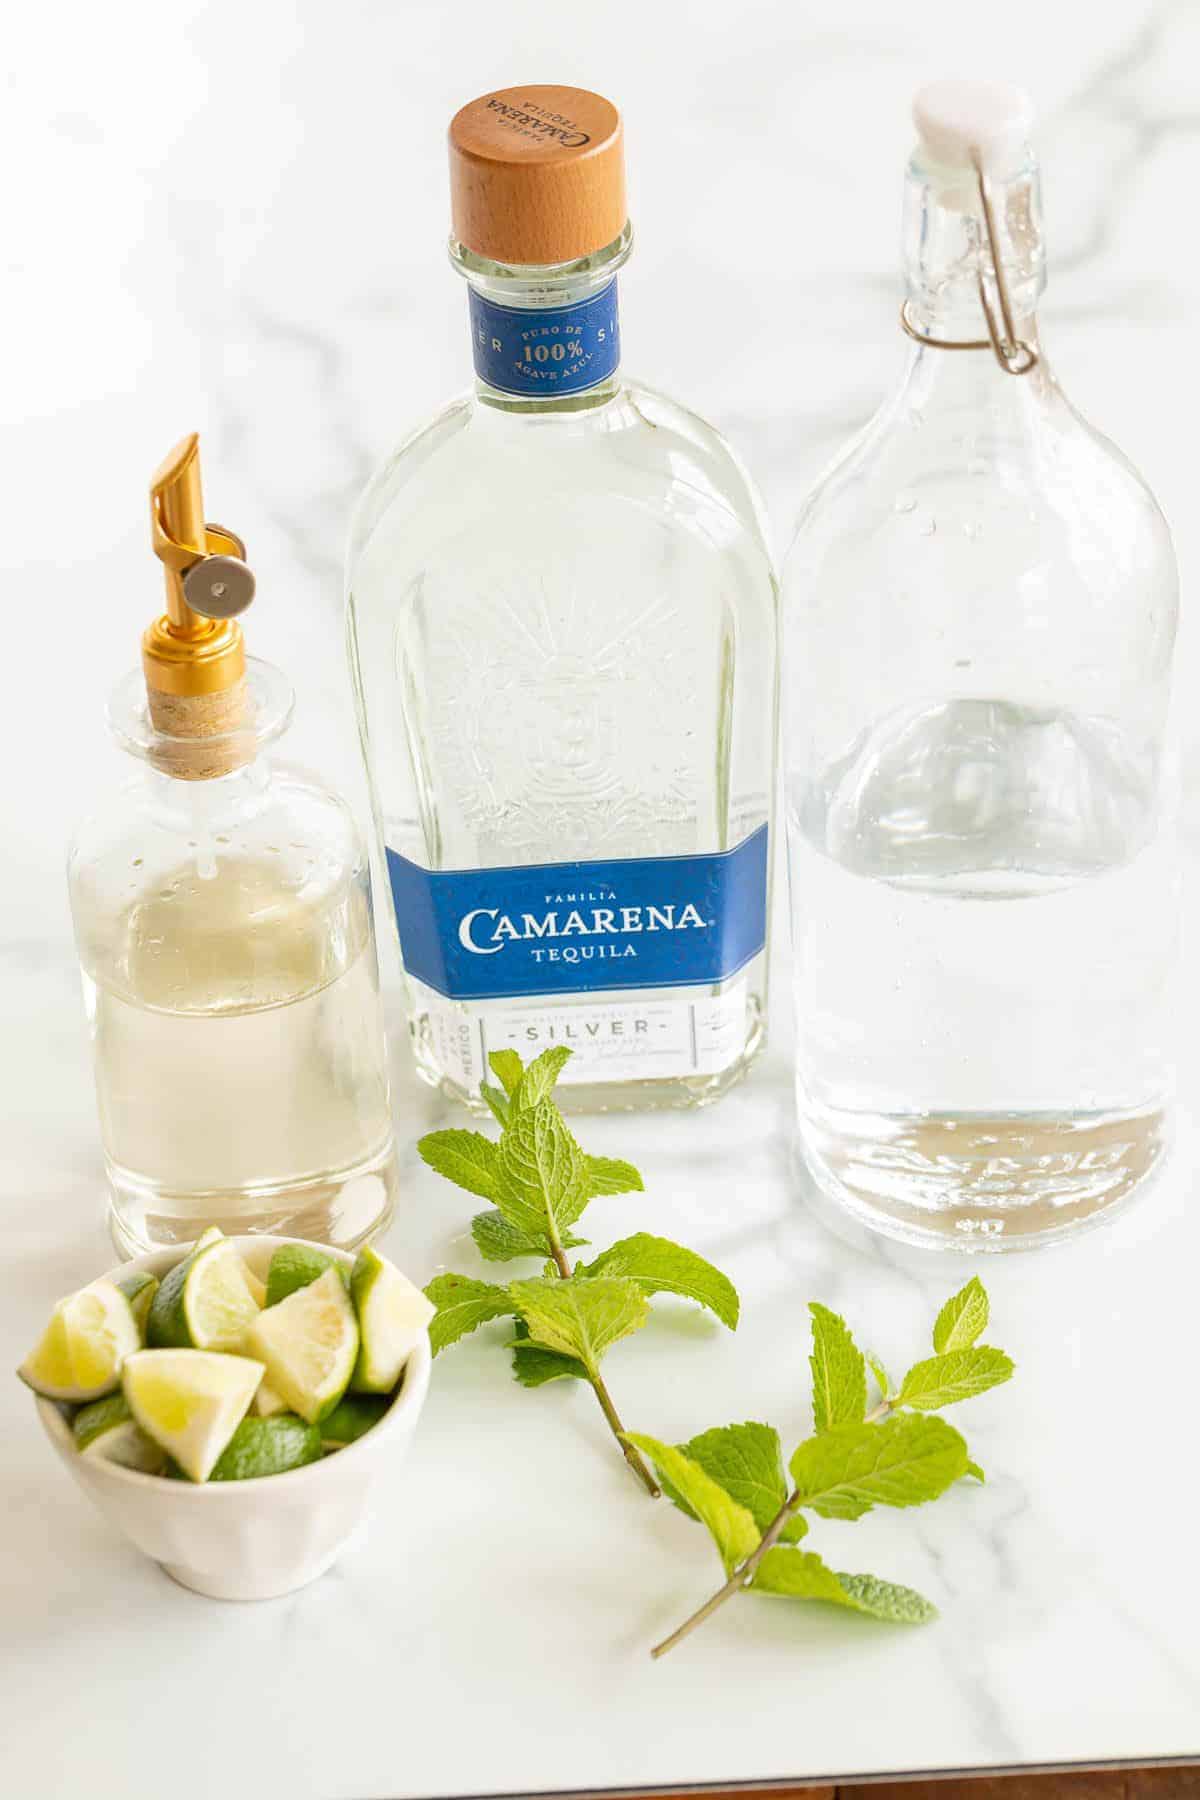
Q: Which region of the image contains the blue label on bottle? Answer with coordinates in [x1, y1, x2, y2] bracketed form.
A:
[386, 826, 768, 1002]
[469, 280, 620, 397]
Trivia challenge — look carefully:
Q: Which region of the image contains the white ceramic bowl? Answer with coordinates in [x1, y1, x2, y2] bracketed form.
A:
[34, 1235, 431, 1601]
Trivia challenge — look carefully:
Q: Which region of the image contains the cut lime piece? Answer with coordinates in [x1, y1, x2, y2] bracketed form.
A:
[73, 1392, 167, 1473]
[320, 1392, 390, 1450]
[241, 1263, 267, 1308]
[350, 1246, 435, 1394]
[264, 1244, 347, 1309]
[251, 1377, 288, 1417]
[243, 1267, 359, 1424]
[208, 1414, 322, 1481]
[191, 1228, 267, 1307]
[147, 1237, 261, 1352]
[115, 1271, 159, 1338]
[122, 1349, 264, 1482]
[18, 1280, 142, 1402]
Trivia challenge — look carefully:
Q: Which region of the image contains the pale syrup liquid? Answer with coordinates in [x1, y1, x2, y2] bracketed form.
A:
[81, 862, 397, 1254]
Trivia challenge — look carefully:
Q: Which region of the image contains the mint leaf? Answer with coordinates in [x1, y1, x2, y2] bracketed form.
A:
[488, 1050, 525, 1098]
[750, 1546, 849, 1606]
[677, 1421, 806, 1542]
[511, 1344, 588, 1387]
[580, 1155, 644, 1198]
[512, 1045, 573, 1111]
[418, 1129, 503, 1203]
[509, 1275, 648, 1368]
[866, 1350, 892, 1403]
[576, 1233, 739, 1330]
[652, 1462, 702, 1522]
[752, 1548, 936, 1624]
[897, 1346, 1014, 1411]
[834, 1570, 938, 1623]
[932, 1276, 989, 1353]
[480, 1083, 510, 1128]
[809, 1302, 867, 1432]
[788, 1414, 968, 1520]
[470, 1211, 550, 1262]
[424, 1273, 515, 1355]
[626, 1434, 760, 1573]
[470, 1210, 587, 1264]
[499, 1101, 586, 1235]
[510, 1320, 587, 1387]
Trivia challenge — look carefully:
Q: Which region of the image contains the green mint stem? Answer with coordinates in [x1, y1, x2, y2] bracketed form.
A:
[651, 1489, 802, 1659]
[546, 1225, 661, 1500]
[547, 1236, 574, 1281]
[651, 1394, 897, 1656]
[589, 1361, 662, 1499]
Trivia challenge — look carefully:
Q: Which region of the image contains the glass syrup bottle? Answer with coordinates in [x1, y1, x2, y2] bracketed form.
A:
[782, 83, 1179, 1251]
[346, 86, 778, 1112]
[69, 435, 399, 1256]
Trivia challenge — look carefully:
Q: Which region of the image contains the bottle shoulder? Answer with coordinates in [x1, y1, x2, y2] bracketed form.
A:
[784, 357, 1178, 601]
[347, 377, 773, 576]
[69, 759, 364, 880]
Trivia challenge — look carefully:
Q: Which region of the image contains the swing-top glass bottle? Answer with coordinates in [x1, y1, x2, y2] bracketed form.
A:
[783, 83, 1179, 1251]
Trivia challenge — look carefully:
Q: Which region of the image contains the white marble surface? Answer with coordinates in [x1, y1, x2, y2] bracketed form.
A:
[5, 2, 1200, 1795]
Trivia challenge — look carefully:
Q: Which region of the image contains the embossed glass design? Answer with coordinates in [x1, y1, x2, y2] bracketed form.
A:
[346, 232, 778, 1111]
[782, 147, 1179, 1250]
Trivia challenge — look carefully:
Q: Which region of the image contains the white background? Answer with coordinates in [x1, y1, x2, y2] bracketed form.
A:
[6, 0, 1200, 894]
[3, 4, 1200, 1797]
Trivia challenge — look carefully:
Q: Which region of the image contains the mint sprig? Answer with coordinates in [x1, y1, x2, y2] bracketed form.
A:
[627, 1279, 1014, 1656]
[419, 1049, 739, 1498]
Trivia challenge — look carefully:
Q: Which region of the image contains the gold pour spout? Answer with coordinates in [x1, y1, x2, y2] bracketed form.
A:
[142, 435, 258, 778]
[144, 433, 256, 699]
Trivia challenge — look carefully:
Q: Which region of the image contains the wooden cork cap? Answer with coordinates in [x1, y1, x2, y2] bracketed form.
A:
[449, 86, 626, 265]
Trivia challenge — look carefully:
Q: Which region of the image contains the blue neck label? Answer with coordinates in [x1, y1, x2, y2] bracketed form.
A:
[469, 280, 620, 397]
[386, 826, 768, 1003]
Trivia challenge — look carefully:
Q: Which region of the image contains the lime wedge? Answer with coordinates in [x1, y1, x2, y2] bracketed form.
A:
[191, 1227, 267, 1306]
[243, 1267, 359, 1424]
[320, 1392, 390, 1450]
[264, 1244, 347, 1309]
[18, 1280, 142, 1402]
[241, 1264, 267, 1308]
[208, 1414, 322, 1481]
[73, 1392, 166, 1473]
[115, 1271, 159, 1338]
[251, 1377, 289, 1417]
[122, 1349, 264, 1482]
[147, 1237, 261, 1352]
[350, 1246, 434, 1394]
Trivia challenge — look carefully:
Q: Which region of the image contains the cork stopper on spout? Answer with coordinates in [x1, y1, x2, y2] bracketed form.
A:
[144, 435, 257, 779]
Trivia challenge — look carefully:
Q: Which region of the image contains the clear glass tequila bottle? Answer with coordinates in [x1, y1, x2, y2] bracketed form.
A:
[782, 83, 1178, 1251]
[69, 436, 398, 1256]
[346, 86, 778, 1112]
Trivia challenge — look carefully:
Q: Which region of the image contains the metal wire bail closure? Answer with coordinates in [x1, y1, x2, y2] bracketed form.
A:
[900, 154, 1038, 377]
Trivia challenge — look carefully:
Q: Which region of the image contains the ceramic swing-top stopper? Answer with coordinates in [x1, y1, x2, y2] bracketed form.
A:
[913, 79, 1034, 176]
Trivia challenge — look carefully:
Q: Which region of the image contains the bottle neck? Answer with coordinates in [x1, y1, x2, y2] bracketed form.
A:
[106, 658, 294, 784]
[451, 226, 631, 414]
[902, 149, 1046, 372]
[139, 755, 274, 832]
